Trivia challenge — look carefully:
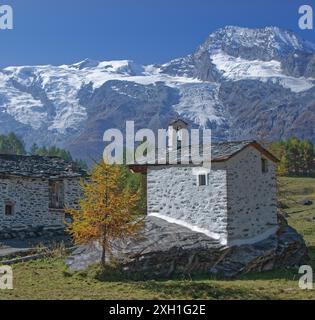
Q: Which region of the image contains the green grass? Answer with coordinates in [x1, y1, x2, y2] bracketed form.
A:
[0, 177, 315, 300]
[0, 258, 314, 300]
[279, 177, 315, 267]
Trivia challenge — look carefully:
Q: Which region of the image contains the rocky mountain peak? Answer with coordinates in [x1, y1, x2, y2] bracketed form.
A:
[71, 58, 100, 70]
[196, 25, 315, 61]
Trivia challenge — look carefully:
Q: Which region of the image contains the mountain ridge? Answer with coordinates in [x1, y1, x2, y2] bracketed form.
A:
[0, 25, 314, 161]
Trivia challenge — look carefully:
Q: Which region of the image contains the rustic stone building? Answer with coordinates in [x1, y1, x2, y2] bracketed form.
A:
[130, 120, 279, 247]
[0, 154, 86, 238]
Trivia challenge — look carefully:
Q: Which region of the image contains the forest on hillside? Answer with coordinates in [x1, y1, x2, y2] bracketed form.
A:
[0, 132, 87, 169]
[269, 137, 315, 177]
[1, 132, 314, 177]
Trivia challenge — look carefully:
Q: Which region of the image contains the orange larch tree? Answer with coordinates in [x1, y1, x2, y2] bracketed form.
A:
[66, 161, 143, 268]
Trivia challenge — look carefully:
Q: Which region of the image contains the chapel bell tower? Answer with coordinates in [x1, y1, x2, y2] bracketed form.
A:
[168, 119, 188, 151]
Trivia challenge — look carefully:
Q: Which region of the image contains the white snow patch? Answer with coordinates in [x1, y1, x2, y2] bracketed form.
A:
[0, 60, 201, 134]
[173, 83, 227, 128]
[211, 51, 315, 93]
[0, 70, 46, 130]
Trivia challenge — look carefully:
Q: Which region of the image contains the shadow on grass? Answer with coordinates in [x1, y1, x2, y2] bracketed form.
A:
[73, 262, 303, 285]
[305, 245, 315, 265]
[134, 280, 277, 300]
[234, 268, 299, 282]
[80, 266, 276, 299]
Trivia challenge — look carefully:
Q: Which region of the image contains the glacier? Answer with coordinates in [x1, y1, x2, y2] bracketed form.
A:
[0, 25, 314, 159]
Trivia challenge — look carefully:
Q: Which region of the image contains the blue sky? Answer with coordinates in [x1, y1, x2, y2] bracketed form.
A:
[0, 0, 314, 67]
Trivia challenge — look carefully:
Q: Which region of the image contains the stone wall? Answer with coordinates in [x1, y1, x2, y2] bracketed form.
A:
[146, 145, 278, 247]
[64, 178, 82, 209]
[147, 164, 228, 243]
[226, 146, 278, 245]
[0, 176, 82, 234]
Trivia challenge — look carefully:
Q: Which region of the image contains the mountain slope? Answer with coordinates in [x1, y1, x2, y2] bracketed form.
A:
[0, 26, 314, 160]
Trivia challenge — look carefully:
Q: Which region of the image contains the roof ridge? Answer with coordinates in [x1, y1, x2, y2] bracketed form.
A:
[0, 153, 87, 178]
[129, 140, 278, 167]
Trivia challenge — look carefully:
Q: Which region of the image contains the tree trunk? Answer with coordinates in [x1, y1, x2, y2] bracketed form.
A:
[101, 243, 106, 268]
[101, 227, 107, 268]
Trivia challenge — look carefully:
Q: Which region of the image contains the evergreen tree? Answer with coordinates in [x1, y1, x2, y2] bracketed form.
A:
[270, 137, 315, 177]
[301, 139, 314, 176]
[285, 137, 302, 175]
[0, 133, 26, 155]
[30, 143, 39, 155]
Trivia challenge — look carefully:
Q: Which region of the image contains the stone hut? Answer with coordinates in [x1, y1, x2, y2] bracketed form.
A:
[0, 154, 86, 238]
[130, 120, 279, 247]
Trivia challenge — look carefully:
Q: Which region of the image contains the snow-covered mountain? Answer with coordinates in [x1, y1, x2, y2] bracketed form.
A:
[0, 26, 314, 161]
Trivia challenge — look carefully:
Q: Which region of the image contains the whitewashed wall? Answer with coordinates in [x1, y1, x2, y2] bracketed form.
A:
[226, 146, 278, 245]
[146, 146, 278, 247]
[147, 164, 228, 243]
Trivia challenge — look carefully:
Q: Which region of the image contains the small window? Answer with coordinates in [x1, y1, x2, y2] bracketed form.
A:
[5, 203, 14, 216]
[198, 174, 207, 186]
[261, 158, 268, 173]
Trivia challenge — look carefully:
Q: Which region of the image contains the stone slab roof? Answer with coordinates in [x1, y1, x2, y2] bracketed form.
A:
[0, 154, 87, 178]
[129, 140, 278, 170]
[211, 140, 278, 162]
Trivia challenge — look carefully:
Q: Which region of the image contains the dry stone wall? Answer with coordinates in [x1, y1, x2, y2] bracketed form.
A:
[0, 176, 82, 239]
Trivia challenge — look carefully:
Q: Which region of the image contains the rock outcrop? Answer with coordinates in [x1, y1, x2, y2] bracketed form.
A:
[66, 215, 308, 278]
